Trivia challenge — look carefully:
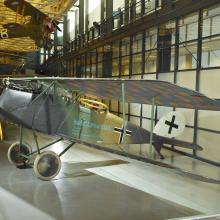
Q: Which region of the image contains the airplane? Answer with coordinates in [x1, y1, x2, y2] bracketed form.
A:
[2, 0, 62, 50]
[0, 77, 220, 182]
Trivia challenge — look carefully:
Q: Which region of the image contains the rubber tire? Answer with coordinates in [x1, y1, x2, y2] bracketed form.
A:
[33, 151, 61, 181]
[7, 142, 31, 167]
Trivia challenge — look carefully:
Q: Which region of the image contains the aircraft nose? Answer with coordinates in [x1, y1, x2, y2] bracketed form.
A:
[126, 122, 150, 144]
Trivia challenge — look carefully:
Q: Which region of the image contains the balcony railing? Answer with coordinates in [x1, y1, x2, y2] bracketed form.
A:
[48, 0, 162, 61]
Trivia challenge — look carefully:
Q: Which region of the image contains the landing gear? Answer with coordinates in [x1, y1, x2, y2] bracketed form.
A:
[33, 151, 61, 181]
[7, 142, 31, 167]
[7, 127, 76, 180]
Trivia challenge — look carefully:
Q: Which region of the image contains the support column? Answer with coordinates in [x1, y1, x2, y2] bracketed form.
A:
[193, 9, 203, 156]
[106, 0, 113, 32]
[63, 15, 68, 46]
[79, 0, 85, 35]
[149, 97, 155, 154]
[75, 9, 78, 38]
[85, 0, 89, 32]
[101, 0, 105, 21]
[121, 81, 126, 144]
[124, 0, 130, 25]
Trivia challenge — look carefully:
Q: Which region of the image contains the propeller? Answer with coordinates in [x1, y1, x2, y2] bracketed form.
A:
[52, 19, 62, 32]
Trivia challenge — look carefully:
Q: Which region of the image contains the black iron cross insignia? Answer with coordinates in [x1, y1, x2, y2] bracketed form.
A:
[165, 115, 179, 134]
[114, 126, 132, 144]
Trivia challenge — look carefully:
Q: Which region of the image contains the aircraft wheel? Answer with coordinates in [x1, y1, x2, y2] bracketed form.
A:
[33, 151, 61, 181]
[7, 142, 31, 167]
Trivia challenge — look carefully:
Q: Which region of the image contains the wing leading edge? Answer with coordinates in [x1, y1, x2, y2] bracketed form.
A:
[7, 77, 220, 111]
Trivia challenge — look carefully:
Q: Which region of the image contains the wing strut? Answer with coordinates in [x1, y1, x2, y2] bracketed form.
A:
[121, 81, 126, 144]
[149, 97, 155, 154]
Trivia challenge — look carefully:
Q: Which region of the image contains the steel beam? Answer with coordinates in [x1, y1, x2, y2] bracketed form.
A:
[121, 80, 126, 144]
[149, 97, 155, 153]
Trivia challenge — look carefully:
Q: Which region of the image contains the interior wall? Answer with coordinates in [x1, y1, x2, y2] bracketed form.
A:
[48, 1, 220, 165]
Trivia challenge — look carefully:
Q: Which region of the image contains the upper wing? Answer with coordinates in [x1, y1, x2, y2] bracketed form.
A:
[2, 23, 30, 38]
[7, 77, 220, 110]
[4, 0, 46, 24]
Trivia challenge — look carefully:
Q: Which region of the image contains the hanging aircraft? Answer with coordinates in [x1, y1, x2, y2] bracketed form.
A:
[0, 77, 220, 182]
[2, 0, 62, 50]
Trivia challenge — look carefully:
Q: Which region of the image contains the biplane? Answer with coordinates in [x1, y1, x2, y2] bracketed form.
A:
[2, 0, 61, 50]
[1, 77, 220, 181]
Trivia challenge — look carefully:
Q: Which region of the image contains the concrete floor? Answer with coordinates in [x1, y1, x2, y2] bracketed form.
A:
[0, 124, 219, 220]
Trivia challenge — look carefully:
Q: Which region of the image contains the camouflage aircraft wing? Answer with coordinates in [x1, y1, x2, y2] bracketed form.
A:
[8, 77, 220, 110]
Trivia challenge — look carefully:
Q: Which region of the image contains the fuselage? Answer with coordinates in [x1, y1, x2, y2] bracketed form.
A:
[0, 84, 151, 145]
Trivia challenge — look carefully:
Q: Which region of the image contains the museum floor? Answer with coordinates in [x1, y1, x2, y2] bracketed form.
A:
[0, 124, 219, 220]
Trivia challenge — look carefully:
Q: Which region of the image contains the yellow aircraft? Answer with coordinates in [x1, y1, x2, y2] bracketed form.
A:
[2, 0, 62, 50]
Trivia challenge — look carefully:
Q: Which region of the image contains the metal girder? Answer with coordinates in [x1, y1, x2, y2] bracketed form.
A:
[149, 97, 155, 152]
[121, 81, 126, 144]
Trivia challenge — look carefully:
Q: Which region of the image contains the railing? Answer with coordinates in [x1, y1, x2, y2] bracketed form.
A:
[49, 0, 162, 60]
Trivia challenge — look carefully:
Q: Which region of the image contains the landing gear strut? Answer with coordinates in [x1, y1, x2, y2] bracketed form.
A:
[7, 127, 75, 181]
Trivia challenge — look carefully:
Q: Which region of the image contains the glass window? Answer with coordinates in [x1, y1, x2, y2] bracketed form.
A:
[202, 36, 220, 68]
[57, 23, 64, 46]
[146, 27, 157, 50]
[91, 63, 96, 77]
[158, 20, 176, 72]
[179, 42, 197, 70]
[112, 58, 119, 77]
[97, 47, 103, 62]
[203, 4, 220, 37]
[88, 0, 101, 28]
[121, 56, 129, 75]
[133, 33, 142, 54]
[80, 55, 86, 77]
[40, 54, 44, 64]
[145, 0, 156, 14]
[113, 0, 124, 11]
[145, 50, 157, 73]
[121, 37, 130, 56]
[112, 40, 120, 58]
[68, 6, 77, 40]
[97, 62, 103, 77]
[159, 20, 176, 45]
[179, 12, 198, 42]
[135, 1, 142, 19]
[132, 53, 142, 74]
[91, 50, 96, 63]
